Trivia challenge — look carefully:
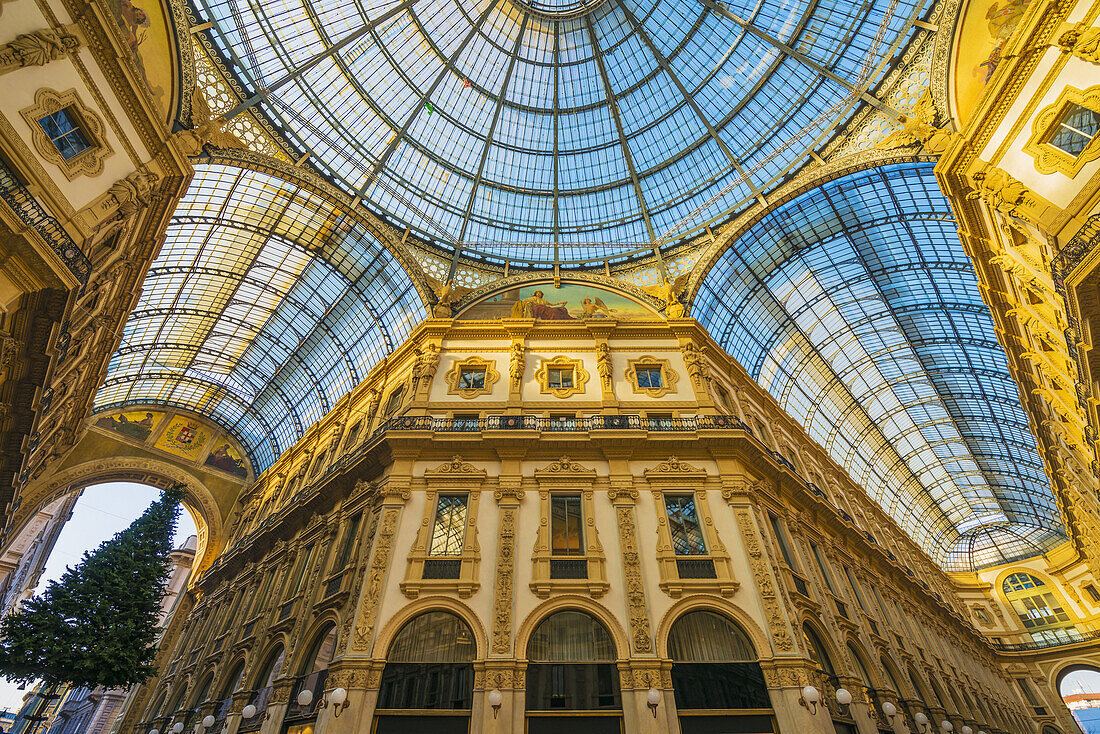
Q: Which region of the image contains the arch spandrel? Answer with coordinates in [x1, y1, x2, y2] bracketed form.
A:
[6, 407, 252, 575]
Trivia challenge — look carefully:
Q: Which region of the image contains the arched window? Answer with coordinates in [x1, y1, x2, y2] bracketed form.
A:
[212, 661, 244, 726]
[190, 671, 214, 709]
[526, 611, 621, 734]
[907, 666, 936, 707]
[165, 681, 188, 719]
[1002, 572, 1077, 644]
[376, 611, 476, 734]
[146, 689, 167, 721]
[240, 646, 284, 732]
[668, 610, 772, 726]
[802, 623, 836, 675]
[879, 658, 903, 696]
[287, 624, 340, 722]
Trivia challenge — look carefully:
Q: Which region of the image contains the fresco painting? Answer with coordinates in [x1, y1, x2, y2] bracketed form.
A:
[95, 410, 164, 441]
[953, 0, 1031, 124]
[103, 0, 175, 118]
[205, 439, 248, 478]
[457, 283, 659, 321]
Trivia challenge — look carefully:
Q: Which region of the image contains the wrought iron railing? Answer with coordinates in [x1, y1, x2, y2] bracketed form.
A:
[990, 628, 1100, 651]
[284, 670, 328, 720]
[237, 686, 272, 732]
[0, 155, 89, 285]
[550, 558, 588, 579]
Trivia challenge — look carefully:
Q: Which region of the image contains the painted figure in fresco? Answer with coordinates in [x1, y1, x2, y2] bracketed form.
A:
[580, 296, 612, 318]
[978, 0, 1030, 83]
[510, 290, 571, 320]
[98, 411, 156, 441]
[206, 443, 247, 478]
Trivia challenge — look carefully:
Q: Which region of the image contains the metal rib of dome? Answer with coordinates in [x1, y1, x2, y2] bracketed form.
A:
[194, 0, 922, 264]
[695, 162, 1066, 571]
[94, 164, 427, 470]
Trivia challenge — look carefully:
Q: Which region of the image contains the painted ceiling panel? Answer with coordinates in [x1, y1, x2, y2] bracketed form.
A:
[695, 162, 1065, 571]
[94, 164, 427, 471]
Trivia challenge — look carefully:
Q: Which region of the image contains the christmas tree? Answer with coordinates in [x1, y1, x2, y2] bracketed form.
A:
[0, 486, 183, 689]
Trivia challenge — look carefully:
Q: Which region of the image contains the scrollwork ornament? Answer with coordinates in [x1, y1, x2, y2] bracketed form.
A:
[352, 507, 400, 651]
[616, 505, 653, 653]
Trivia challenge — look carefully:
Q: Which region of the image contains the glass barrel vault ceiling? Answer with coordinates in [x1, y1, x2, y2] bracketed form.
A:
[696, 162, 1066, 572]
[193, 0, 923, 263]
[93, 165, 428, 470]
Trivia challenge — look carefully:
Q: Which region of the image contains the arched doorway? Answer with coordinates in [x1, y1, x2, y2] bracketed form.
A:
[668, 610, 773, 733]
[1057, 664, 1100, 734]
[375, 611, 476, 734]
[525, 610, 621, 734]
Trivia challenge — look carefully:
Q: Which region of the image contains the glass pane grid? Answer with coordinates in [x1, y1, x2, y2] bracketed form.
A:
[93, 163, 427, 472]
[695, 161, 1063, 571]
[197, 0, 916, 261]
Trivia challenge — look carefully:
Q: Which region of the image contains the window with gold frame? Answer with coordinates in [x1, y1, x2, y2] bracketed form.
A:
[625, 356, 679, 397]
[535, 355, 589, 398]
[1023, 85, 1100, 177]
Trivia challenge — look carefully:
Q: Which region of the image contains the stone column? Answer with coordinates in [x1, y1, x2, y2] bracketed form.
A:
[760, 660, 839, 734]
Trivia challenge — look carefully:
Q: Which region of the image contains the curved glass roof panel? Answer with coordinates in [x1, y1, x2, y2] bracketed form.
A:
[193, 0, 922, 263]
[695, 162, 1065, 570]
[93, 164, 427, 470]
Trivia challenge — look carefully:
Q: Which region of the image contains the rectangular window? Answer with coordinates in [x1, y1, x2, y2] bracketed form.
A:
[38, 109, 91, 160]
[551, 495, 583, 555]
[290, 545, 315, 596]
[1047, 103, 1100, 156]
[768, 512, 799, 570]
[548, 367, 574, 389]
[344, 420, 362, 448]
[664, 495, 707, 555]
[336, 513, 362, 568]
[1086, 584, 1100, 603]
[429, 495, 468, 556]
[636, 365, 663, 388]
[251, 572, 274, 617]
[458, 367, 486, 389]
[384, 387, 404, 415]
[811, 543, 837, 594]
[843, 566, 869, 612]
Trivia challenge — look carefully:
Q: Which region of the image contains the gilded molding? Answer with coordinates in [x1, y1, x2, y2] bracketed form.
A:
[616, 504, 653, 653]
[491, 505, 517, 655]
[428, 455, 482, 475]
[352, 506, 400, 652]
[734, 507, 794, 652]
[624, 356, 679, 398]
[1022, 84, 1100, 177]
[535, 355, 590, 398]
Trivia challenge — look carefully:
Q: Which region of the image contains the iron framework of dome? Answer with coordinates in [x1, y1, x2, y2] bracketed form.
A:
[192, 0, 924, 264]
[695, 162, 1066, 570]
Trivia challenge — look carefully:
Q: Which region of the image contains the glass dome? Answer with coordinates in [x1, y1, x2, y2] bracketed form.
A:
[194, 0, 921, 264]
